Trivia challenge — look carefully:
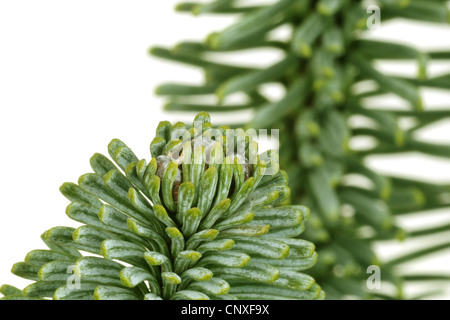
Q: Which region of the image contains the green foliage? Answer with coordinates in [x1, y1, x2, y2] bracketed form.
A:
[151, 0, 450, 299]
[1, 113, 322, 300]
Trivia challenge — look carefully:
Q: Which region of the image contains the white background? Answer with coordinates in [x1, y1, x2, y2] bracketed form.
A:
[0, 0, 449, 299]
